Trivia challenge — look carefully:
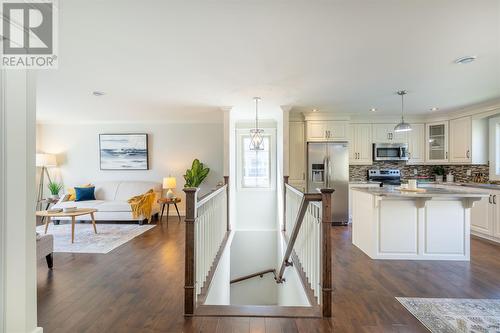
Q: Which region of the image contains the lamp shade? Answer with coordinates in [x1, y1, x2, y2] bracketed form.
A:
[163, 177, 177, 189]
[36, 153, 57, 167]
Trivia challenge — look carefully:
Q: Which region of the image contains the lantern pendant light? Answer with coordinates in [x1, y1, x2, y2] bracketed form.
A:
[249, 97, 264, 150]
[394, 90, 412, 133]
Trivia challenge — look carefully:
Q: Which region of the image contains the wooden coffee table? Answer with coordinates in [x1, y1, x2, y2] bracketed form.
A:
[36, 208, 98, 243]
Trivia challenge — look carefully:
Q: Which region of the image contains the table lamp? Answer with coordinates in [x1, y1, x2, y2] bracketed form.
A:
[163, 176, 177, 199]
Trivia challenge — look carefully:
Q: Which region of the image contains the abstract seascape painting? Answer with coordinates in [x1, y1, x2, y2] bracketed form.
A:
[99, 134, 149, 170]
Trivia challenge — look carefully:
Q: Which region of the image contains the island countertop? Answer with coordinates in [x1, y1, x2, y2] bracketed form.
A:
[351, 186, 489, 198]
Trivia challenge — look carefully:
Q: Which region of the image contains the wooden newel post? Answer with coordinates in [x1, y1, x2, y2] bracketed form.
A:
[283, 176, 289, 232]
[320, 188, 334, 318]
[224, 176, 230, 231]
[183, 187, 199, 316]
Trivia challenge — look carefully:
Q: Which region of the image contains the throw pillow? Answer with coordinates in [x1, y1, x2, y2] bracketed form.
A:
[75, 186, 96, 201]
[67, 184, 92, 201]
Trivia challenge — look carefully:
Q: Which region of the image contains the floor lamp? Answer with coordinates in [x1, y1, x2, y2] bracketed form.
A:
[36, 153, 57, 209]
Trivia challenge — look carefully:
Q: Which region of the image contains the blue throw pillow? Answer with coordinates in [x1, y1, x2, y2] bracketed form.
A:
[75, 186, 96, 201]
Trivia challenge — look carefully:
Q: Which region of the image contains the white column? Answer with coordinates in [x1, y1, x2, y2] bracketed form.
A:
[0, 70, 41, 333]
[221, 107, 232, 177]
[281, 105, 291, 177]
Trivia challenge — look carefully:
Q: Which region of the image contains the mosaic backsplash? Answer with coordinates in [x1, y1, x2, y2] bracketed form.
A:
[349, 161, 491, 183]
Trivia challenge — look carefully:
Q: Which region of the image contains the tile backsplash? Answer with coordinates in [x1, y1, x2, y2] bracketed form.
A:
[349, 161, 490, 183]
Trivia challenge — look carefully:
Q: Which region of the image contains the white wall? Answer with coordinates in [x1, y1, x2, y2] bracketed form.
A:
[229, 231, 277, 305]
[204, 235, 231, 305]
[36, 122, 224, 214]
[1, 70, 41, 333]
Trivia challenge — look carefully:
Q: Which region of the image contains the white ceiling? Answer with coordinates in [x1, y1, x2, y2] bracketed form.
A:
[37, 0, 500, 123]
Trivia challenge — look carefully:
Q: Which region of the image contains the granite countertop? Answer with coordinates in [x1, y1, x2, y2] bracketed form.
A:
[351, 186, 489, 198]
[427, 182, 500, 190]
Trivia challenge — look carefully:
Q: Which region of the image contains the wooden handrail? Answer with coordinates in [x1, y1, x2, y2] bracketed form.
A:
[230, 269, 276, 284]
[276, 192, 322, 283]
[196, 184, 227, 208]
[282, 177, 334, 318]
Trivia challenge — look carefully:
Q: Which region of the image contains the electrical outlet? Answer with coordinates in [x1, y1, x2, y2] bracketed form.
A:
[466, 169, 472, 176]
[413, 169, 418, 175]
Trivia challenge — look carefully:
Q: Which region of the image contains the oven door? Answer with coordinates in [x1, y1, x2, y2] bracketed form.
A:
[373, 144, 409, 161]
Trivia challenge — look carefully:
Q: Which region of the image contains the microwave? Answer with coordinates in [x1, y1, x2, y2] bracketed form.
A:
[373, 143, 409, 161]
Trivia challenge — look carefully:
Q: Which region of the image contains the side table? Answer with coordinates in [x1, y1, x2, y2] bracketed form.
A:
[157, 197, 182, 227]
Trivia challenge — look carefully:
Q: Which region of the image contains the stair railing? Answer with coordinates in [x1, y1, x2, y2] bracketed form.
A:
[279, 178, 333, 317]
[183, 177, 230, 316]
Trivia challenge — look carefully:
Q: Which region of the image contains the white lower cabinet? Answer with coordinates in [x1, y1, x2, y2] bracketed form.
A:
[470, 189, 500, 242]
[348, 183, 380, 221]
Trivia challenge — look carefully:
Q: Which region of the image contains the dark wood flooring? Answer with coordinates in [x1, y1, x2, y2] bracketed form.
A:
[37, 219, 500, 332]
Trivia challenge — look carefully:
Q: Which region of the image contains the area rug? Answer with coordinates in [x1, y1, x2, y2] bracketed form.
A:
[397, 297, 500, 332]
[36, 223, 155, 254]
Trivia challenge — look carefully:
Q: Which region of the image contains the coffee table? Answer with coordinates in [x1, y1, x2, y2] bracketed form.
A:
[36, 208, 98, 243]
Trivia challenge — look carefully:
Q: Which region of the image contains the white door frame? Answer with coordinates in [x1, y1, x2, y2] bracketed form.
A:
[0, 69, 5, 333]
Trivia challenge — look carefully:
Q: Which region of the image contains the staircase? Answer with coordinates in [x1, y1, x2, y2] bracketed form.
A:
[182, 176, 333, 318]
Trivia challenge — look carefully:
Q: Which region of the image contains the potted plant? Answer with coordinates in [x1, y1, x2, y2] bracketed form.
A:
[47, 181, 63, 200]
[432, 165, 445, 182]
[184, 159, 210, 187]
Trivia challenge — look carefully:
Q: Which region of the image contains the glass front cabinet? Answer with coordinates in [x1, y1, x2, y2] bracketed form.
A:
[426, 121, 449, 163]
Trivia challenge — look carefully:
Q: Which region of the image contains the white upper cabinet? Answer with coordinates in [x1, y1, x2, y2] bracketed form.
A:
[348, 124, 372, 165]
[407, 123, 425, 164]
[306, 121, 348, 141]
[426, 121, 449, 163]
[372, 124, 408, 143]
[289, 121, 306, 183]
[449, 117, 472, 163]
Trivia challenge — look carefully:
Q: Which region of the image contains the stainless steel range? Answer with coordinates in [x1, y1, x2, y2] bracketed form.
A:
[367, 169, 401, 186]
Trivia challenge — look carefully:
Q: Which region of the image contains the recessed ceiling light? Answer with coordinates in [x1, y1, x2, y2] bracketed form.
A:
[454, 56, 477, 64]
[430, 107, 439, 111]
[370, 108, 377, 112]
[312, 108, 318, 112]
[92, 91, 105, 96]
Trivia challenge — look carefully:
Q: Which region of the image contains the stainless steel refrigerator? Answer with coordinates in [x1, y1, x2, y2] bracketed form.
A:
[307, 142, 349, 225]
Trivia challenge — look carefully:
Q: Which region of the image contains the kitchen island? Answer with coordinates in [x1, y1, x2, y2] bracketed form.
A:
[351, 186, 488, 261]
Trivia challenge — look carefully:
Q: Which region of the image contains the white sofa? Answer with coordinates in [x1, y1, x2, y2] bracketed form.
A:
[52, 181, 162, 224]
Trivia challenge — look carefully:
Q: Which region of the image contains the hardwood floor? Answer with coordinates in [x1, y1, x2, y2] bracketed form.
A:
[38, 219, 500, 332]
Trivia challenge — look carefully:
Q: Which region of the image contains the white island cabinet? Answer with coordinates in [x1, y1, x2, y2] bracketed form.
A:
[351, 187, 488, 261]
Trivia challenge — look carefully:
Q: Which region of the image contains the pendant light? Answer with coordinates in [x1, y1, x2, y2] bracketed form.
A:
[394, 90, 412, 132]
[249, 97, 264, 150]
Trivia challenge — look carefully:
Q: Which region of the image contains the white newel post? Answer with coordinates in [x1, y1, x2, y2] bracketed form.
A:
[0, 70, 41, 333]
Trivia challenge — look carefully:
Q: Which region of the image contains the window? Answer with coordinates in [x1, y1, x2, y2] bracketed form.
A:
[241, 135, 271, 188]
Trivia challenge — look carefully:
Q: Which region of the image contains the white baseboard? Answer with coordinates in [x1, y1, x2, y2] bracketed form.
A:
[31, 327, 43, 333]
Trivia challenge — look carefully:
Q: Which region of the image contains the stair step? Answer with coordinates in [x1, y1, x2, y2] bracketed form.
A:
[195, 304, 321, 318]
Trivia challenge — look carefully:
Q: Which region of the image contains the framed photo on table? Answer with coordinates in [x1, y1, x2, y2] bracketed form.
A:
[99, 133, 149, 170]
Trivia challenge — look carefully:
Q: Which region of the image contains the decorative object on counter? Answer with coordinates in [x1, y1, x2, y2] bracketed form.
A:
[184, 159, 210, 187]
[99, 133, 148, 170]
[394, 90, 412, 133]
[163, 176, 177, 199]
[47, 181, 63, 200]
[472, 172, 487, 183]
[432, 165, 445, 182]
[397, 186, 427, 193]
[446, 172, 454, 183]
